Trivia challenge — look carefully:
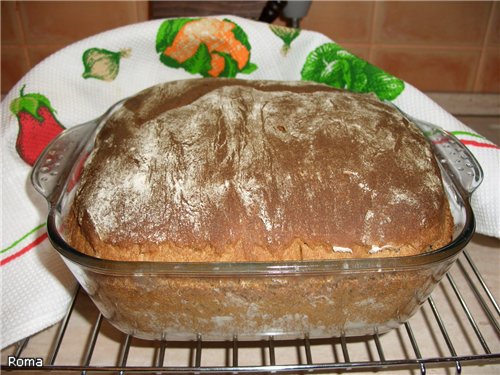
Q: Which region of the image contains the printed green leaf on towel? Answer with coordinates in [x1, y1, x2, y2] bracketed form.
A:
[156, 18, 197, 53]
[301, 43, 404, 100]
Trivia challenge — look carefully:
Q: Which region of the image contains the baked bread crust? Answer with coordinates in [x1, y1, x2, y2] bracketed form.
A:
[67, 78, 453, 262]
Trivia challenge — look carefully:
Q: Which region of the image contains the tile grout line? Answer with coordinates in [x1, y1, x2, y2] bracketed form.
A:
[3, 42, 487, 52]
[14, 1, 32, 69]
[334, 43, 485, 52]
[366, 43, 485, 52]
[367, 1, 379, 63]
[472, 1, 496, 93]
[2, 42, 69, 48]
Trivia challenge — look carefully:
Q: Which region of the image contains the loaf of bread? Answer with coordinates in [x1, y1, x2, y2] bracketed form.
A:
[67, 78, 453, 262]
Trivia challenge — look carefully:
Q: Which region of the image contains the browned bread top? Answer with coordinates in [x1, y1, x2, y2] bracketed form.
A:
[68, 79, 453, 262]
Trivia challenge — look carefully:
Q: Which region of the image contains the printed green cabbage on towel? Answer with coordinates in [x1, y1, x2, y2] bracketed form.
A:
[156, 18, 258, 78]
[301, 43, 404, 100]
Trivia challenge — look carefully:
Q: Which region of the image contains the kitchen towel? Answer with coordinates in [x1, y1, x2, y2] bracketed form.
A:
[1, 16, 499, 349]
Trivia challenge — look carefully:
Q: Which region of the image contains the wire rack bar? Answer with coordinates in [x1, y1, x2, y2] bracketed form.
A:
[446, 273, 491, 354]
[304, 335, 313, 365]
[13, 337, 29, 359]
[5, 354, 500, 374]
[48, 285, 80, 365]
[195, 334, 203, 368]
[340, 335, 350, 363]
[457, 258, 500, 333]
[268, 336, 276, 366]
[118, 334, 132, 375]
[373, 333, 386, 362]
[81, 313, 103, 375]
[463, 250, 500, 315]
[232, 336, 238, 367]
[427, 296, 462, 374]
[157, 340, 167, 367]
[404, 322, 426, 375]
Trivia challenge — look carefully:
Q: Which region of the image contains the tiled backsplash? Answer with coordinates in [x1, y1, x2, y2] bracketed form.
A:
[300, 1, 499, 93]
[1, 1, 149, 94]
[2, 1, 499, 95]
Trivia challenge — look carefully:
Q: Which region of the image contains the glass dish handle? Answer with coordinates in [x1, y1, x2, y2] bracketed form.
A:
[31, 98, 126, 205]
[415, 119, 483, 196]
[386, 101, 483, 197]
[31, 119, 99, 205]
[388, 104, 484, 197]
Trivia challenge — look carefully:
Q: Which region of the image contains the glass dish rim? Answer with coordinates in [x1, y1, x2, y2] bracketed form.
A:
[39, 84, 478, 277]
[46, 190, 475, 276]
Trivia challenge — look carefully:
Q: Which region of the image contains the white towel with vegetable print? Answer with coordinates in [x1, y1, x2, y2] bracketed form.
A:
[1, 16, 499, 350]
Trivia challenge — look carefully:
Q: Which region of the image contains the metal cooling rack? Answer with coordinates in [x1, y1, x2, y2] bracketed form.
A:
[2, 250, 500, 374]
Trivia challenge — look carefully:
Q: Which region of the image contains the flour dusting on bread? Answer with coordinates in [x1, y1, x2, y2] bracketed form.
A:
[69, 79, 453, 261]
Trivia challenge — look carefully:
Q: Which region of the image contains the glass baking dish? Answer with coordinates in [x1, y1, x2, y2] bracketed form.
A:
[31, 94, 483, 341]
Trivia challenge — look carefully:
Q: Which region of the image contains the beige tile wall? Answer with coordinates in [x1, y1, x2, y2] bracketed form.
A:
[301, 1, 499, 93]
[2, 1, 499, 95]
[1, 1, 149, 94]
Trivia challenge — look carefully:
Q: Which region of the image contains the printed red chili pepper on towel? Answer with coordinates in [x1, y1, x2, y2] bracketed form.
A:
[10, 85, 65, 166]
